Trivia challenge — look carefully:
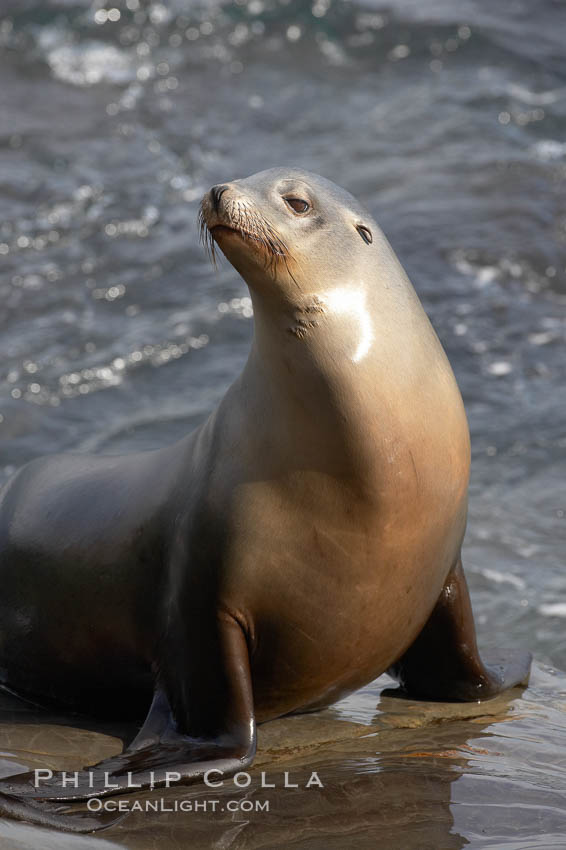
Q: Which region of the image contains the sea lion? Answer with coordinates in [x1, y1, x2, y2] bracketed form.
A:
[0, 168, 531, 831]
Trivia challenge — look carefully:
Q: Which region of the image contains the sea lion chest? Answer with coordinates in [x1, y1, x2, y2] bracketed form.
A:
[213, 434, 468, 721]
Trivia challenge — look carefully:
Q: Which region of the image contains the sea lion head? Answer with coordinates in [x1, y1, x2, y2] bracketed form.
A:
[199, 167, 379, 300]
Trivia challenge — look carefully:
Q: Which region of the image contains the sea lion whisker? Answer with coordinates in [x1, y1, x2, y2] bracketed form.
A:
[199, 193, 291, 274]
[283, 255, 302, 292]
[198, 205, 217, 269]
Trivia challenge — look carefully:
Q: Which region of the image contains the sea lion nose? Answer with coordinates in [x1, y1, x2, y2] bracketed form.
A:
[210, 184, 230, 213]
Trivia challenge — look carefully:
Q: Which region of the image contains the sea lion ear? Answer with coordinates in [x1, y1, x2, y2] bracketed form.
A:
[355, 225, 373, 245]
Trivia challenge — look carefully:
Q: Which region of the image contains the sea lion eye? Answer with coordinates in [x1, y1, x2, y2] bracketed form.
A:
[356, 225, 373, 245]
[285, 197, 310, 214]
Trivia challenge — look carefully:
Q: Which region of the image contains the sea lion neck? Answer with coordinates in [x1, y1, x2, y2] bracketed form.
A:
[238, 278, 420, 438]
[234, 266, 462, 473]
[245, 268, 425, 384]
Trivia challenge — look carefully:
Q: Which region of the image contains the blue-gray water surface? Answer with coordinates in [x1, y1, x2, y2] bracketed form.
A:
[0, 1, 565, 847]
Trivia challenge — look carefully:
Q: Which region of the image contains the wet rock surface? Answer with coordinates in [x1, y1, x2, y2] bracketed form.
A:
[1, 661, 565, 849]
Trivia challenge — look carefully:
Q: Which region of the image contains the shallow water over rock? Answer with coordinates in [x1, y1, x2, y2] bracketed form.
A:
[0, 662, 565, 848]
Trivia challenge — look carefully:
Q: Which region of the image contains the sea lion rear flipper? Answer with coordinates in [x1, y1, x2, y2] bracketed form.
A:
[386, 558, 532, 701]
[0, 613, 256, 828]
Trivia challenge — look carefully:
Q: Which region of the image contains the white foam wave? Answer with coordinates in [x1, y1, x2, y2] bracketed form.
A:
[38, 28, 136, 86]
[539, 604, 566, 618]
[480, 568, 526, 590]
[530, 140, 566, 162]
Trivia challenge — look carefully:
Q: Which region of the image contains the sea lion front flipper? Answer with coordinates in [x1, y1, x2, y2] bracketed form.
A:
[0, 793, 127, 833]
[387, 558, 532, 701]
[0, 613, 256, 817]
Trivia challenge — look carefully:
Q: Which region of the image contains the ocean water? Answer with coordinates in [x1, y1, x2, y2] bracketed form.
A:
[0, 0, 565, 845]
